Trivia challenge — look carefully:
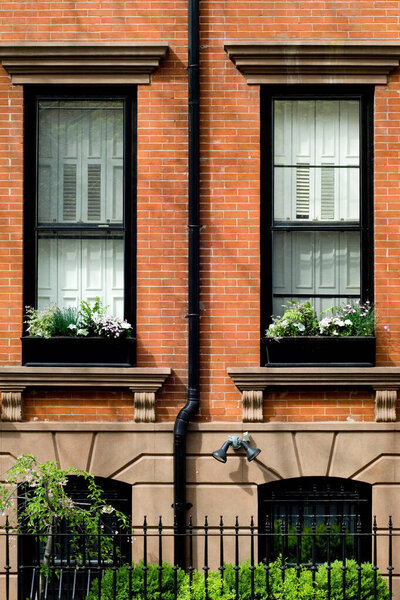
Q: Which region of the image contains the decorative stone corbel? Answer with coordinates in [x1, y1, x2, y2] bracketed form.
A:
[132, 391, 156, 423]
[374, 388, 398, 422]
[1, 386, 26, 421]
[242, 390, 264, 422]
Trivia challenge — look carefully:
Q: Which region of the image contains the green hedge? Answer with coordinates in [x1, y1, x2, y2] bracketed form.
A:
[87, 558, 389, 600]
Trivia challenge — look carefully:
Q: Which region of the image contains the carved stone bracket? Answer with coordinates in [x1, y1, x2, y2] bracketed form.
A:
[242, 390, 263, 422]
[1, 386, 26, 421]
[0, 367, 171, 422]
[227, 367, 400, 423]
[374, 388, 398, 422]
[133, 391, 156, 423]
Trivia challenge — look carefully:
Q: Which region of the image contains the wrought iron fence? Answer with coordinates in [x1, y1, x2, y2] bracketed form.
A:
[0, 514, 396, 600]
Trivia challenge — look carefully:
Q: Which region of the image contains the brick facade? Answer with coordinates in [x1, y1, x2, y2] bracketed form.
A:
[0, 0, 399, 425]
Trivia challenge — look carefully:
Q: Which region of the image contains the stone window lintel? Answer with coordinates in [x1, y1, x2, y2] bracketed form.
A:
[0, 42, 169, 84]
[224, 40, 400, 84]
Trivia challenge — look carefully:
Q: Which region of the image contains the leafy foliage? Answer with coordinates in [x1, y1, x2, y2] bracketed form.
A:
[87, 558, 389, 600]
[86, 561, 185, 600]
[24, 304, 58, 338]
[25, 297, 132, 339]
[0, 454, 128, 571]
[52, 306, 80, 336]
[266, 300, 375, 340]
[265, 301, 319, 339]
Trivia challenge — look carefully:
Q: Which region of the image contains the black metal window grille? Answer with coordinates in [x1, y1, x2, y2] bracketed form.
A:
[258, 477, 372, 565]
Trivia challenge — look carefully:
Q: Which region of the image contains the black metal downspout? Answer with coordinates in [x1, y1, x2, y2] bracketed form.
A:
[173, 0, 200, 569]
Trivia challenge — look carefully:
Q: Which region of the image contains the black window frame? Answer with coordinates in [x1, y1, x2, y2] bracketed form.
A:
[23, 85, 137, 337]
[260, 85, 374, 363]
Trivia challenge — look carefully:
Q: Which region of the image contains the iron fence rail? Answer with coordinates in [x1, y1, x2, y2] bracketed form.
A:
[0, 514, 397, 600]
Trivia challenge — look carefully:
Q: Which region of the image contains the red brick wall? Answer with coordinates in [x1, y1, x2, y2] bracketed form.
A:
[0, 0, 399, 422]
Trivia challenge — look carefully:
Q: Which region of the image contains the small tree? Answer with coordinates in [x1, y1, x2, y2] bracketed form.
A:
[0, 454, 128, 600]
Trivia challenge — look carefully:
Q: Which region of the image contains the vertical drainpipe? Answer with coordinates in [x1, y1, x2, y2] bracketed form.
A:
[173, 0, 200, 570]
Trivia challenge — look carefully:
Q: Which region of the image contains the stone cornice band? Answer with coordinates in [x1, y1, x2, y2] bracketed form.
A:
[224, 40, 400, 84]
[0, 42, 169, 84]
[227, 367, 400, 423]
[0, 366, 171, 422]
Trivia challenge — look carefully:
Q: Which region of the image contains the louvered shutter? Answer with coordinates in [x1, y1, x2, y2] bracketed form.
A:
[87, 164, 101, 221]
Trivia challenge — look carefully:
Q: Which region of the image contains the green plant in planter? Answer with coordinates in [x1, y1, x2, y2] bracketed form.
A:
[265, 300, 319, 339]
[266, 300, 375, 341]
[24, 298, 133, 339]
[53, 306, 80, 335]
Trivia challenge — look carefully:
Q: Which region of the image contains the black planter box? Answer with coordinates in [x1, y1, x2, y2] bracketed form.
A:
[21, 336, 136, 367]
[263, 336, 376, 367]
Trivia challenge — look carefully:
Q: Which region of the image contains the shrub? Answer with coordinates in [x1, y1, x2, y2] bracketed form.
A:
[86, 561, 185, 600]
[178, 569, 234, 600]
[86, 558, 389, 600]
[316, 560, 389, 600]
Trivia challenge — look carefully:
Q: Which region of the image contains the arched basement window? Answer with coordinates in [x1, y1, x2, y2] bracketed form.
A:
[18, 475, 132, 600]
[258, 477, 372, 564]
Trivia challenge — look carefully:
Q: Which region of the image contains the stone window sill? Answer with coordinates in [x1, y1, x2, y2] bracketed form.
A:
[227, 366, 400, 423]
[0, 366, 171, 423]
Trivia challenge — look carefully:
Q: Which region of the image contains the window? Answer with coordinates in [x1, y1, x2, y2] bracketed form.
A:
[18, 476, 132, 600]
[24, 87, 136, 324]
[261, 86, 373, 333]
[258, 477, 372, 564]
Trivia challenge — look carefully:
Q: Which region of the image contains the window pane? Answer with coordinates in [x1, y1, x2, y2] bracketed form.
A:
[38, 232, 124, 318]
[272, 230, 360, 314]
[274, 166, 359, 222]
[38, 100, 124, 225]
[273, 99, 360, 223]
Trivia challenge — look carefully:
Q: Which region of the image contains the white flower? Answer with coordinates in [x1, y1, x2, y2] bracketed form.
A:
[77, 328, 89, 336]
[121, 322, 131, 330]
[67, 324, 77, 330]
[344, 319, 352, 325]
[101, 505, 115, 514]
[294, 323, 305, 331]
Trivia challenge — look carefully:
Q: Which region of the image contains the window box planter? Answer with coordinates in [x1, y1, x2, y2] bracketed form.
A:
[263, 336, 376, 367]
[21, 336, 136, 367]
